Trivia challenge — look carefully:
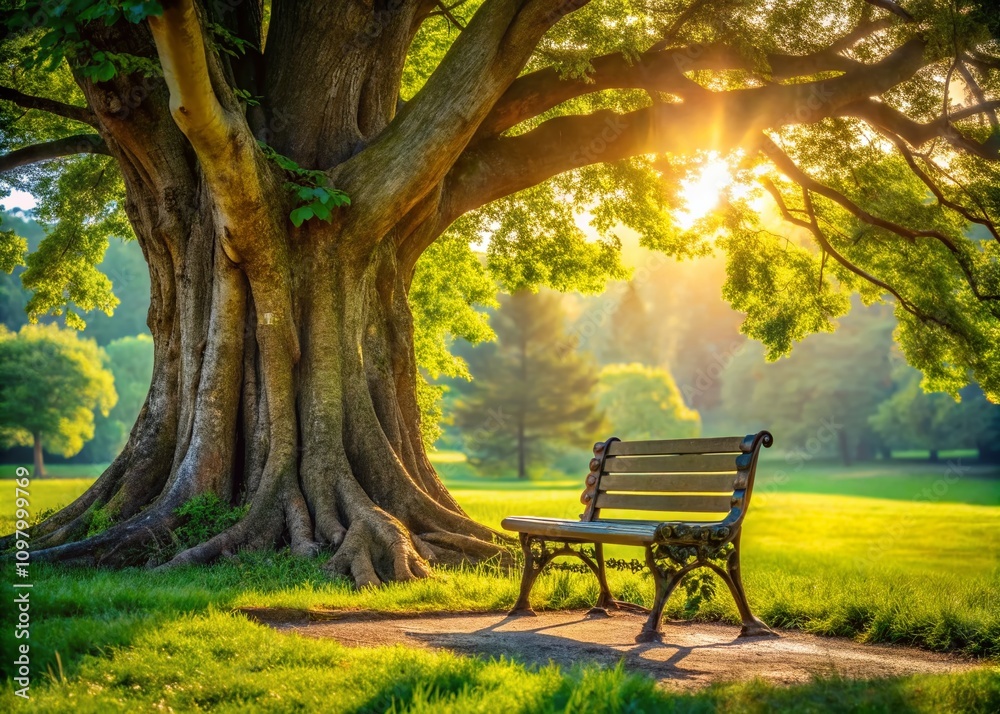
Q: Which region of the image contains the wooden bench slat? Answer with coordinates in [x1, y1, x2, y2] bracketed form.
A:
[594, 493, 734, 512]
[500, 516, 661, 546]
[599, 473, 736, 493]
[607, 436, 745, 456]
[603, 453, 739, 474]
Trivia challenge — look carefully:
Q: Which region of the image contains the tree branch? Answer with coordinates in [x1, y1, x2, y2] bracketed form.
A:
[840, 99, 1000, 160]
[430, 0, 467, 29]
[863, 0, 915, 23]
[147, 0, 239, 161]
[0, 85, 98, 127]
[336, 0, 590, 239]
[0, 135, 110, 174]
[443, 37, 929, 222]
[476, 8, 900, 142]
[955, 60, 1000, 131]
[649, 0, 709, 52]
[760, 135, 1000, 306]
[828, 17, 892, 54]
[147, 0, 284, 283]
[477, 42, 867, 140]
[884, 131, 1000, 243]
[762, 176, 955, 333]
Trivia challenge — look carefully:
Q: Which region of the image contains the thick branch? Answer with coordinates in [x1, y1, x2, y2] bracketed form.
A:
[443, 37, 929, 222]
[146, 0, 279, 269]
[828, 17, 892, 54]
[0, 134, 110, 173]
[863, 0, 915, 22]
[336, 0, 589, 239]
[477, 43, 866, 140]
[0, 85, 98, 127]
[841, 99, 1000, 160]
[147, 0, 238, 161]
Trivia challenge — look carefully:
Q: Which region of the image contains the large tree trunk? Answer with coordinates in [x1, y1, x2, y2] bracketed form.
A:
[32, 433, 45, 479]
[16, 208, 503, 583]
[0, 0, 564, 585]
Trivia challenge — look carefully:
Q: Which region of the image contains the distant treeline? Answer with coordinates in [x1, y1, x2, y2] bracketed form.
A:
[441, 251, 1000, 470]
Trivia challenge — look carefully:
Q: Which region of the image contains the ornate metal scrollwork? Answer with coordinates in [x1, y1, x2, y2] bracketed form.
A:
[525, 537, 600, 575]
[647, 539, 735, 581]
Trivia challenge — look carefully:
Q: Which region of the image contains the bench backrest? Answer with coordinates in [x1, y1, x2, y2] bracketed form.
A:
[580, 431, 773, 526]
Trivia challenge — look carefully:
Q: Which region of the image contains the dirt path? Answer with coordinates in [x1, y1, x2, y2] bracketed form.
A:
[241, 608, 978, 689]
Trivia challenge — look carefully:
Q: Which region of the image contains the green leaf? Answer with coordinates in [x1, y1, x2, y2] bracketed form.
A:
[289, 206, 314, 227]
[310, 201, 332, 221]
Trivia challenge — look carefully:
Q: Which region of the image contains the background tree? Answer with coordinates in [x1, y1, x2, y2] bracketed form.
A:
[408, 234, 497, 450]
[870, 366, 996, 461]
[0, 323, 116, 476]
[720, 302, 895, 464]
[596, 363, 700, 442]
[977, 409, 1000, 464]
[1, 0, 999, 581]
[599, 281, 659, 365]
[453, 290, 603, 479]
[78, 334, 153, 462]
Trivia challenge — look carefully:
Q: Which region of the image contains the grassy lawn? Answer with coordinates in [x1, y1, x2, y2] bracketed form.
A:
[2, 458, 998, 711]
[0, 463, 110, 479]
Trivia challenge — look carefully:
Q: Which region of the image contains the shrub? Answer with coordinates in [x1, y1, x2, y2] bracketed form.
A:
[172, 494, 249, 551]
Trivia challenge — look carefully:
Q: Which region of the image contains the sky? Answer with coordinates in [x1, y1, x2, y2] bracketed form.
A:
[1, 189, 37, 212]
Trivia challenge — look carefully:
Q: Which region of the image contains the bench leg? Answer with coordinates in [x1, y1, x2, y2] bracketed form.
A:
[586, 543, 616, 617]
[714, 533, 775, 637]
[509, 534, 545, 616]
[635, 546, 687, 643]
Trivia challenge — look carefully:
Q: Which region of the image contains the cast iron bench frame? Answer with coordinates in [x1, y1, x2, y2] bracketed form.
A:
[501, 431, 775, 643]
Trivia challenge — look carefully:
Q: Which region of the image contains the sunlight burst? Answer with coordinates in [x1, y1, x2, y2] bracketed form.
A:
[673, 154, 733, 230]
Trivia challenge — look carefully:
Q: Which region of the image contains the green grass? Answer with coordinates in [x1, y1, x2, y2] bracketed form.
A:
[0, 478, 94, 536]
[0, 463, 110, 479]
[3, 610, 997, 713]
[2, 460, 999, 711]
[890, 449, 980, 460]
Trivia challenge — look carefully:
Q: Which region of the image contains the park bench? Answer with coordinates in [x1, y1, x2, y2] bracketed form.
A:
[501, 431, 775, 643]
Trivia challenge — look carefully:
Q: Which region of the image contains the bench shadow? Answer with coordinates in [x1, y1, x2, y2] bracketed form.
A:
[403, 613, 752, 684]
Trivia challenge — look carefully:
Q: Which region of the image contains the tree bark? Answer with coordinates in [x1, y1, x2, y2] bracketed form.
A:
[32, 433, 45, 479]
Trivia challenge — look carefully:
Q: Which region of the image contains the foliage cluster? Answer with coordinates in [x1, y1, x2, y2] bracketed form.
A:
[172, 494, 250, 553]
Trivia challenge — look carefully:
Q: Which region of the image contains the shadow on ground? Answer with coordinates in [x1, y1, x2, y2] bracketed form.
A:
[243, 608, 977, 690]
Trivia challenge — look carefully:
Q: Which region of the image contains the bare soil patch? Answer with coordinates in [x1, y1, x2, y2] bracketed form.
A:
[240, 608, 978, 689]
